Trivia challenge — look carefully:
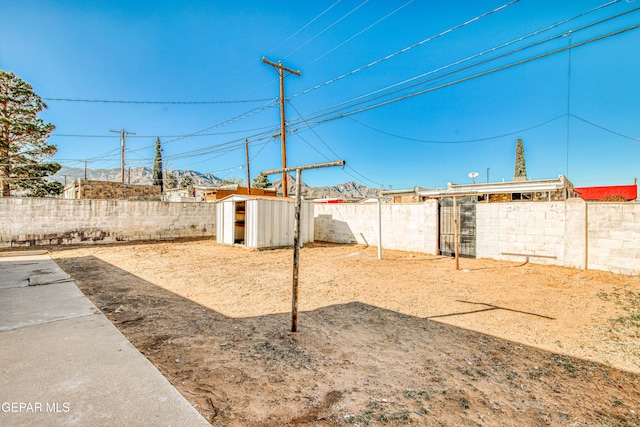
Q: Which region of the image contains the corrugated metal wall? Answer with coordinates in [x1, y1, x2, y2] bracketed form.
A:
[217, 197, 314, 248]
[246, 199, 314, 248]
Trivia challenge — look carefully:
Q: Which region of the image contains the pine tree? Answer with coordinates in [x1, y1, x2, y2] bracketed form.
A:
[252, 172, 271, 189]
[179, 174, 194, 188]
[0, 70, 59, 197]
[514, 138, 527, 181]
[152, 137, 163, 192]
[165, 171, 177, 189]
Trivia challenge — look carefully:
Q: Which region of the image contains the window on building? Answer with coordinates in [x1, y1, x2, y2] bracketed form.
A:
[511, 192, 531, 201]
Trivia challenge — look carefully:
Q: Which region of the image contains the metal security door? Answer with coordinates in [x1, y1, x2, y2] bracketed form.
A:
[439, 197, 477, 258]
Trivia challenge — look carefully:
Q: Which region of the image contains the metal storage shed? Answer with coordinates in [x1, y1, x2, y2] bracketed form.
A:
[215, 195, 314, 248]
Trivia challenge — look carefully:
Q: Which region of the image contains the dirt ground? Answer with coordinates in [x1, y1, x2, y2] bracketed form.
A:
[47, 239, 640, 426]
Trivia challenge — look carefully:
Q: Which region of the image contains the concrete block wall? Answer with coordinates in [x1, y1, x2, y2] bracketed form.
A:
[587, 202, 640, 275]
[0, 198, 216, 247]
[476, 201, 567, 266]
[314, 201, 438, 254]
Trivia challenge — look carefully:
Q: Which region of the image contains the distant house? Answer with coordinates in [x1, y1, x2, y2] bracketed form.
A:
[419, 175, 574, 202]
[574, 184, 637, 202]
[383, 176, 575, 203]
[62, 179, 161, 201]
[197, 185, 277, 202]
[163, 184, 278, 202]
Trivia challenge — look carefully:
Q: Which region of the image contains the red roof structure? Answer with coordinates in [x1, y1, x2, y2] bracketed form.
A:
[574, 184, 637, 201]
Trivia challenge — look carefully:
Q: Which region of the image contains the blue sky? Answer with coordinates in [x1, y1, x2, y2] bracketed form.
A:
[1, 0, 639, 189]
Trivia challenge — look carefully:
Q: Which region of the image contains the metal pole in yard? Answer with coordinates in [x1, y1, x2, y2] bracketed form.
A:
[245, 139, 251, 195]
[262, 160, 345, 332]
[291, 168, 303, 332]
[377, 198, 382, 260]
[454, 196, 459, 270]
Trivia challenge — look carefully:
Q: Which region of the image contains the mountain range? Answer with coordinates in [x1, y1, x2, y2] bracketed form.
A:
[51, 166, 380, 200]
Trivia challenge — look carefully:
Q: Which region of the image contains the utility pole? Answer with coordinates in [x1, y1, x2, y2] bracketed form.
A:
[245, 139, 251, 195]
[263, 160, 345, 333]
[262, 57, 301, 197]
[109, 128, 135, 183]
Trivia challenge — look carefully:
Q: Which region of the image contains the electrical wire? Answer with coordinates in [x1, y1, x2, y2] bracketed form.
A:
[347, 114, 567, 144]
[51, 123, 279, 139]
[288, 101, 383, 187]
[295, 1, 630, 126]
[268, 0, 343, 54]
[570, 114, 640, 141]
[290, 0, 520, 99]
[288, 24, 640, 131]
[306, 0, 414, 66]
[282, 0, 370, 60]
[42, 97, 273, 104]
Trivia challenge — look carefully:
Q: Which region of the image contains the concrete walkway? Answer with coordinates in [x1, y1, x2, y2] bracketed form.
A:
[0, 251, 211, 427]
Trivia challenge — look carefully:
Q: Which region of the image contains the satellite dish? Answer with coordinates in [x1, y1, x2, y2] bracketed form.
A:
[468, 171, 479, 183]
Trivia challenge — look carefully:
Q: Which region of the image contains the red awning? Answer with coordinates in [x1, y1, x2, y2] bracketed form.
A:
[574, 184, 637, 201]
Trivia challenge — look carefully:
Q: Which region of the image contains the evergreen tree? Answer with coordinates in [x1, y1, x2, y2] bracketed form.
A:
[179, 174, 194, 188]
[514, 138, 527, 181]
[252, 172, 271, 189]
[152, 137, 163, 192]
[165, 171, 178, 189]
[0, 70, 59, 197]
[223, 176, 246, 186]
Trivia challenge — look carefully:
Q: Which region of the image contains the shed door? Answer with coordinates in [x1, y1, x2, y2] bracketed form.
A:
[439, 197, 477, 258]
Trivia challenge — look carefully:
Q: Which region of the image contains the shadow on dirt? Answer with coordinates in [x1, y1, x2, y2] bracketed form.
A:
[55, 255, 640, 427]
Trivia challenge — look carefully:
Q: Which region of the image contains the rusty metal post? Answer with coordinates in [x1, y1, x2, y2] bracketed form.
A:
[261, 160, 345, 333]
[291, 168, 303, 332]
[245, 139, 251, 195]
[454, 196, 459, 270]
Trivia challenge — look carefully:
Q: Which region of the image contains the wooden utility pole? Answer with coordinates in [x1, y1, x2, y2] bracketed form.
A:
[245, 139, 251, 195]
[262, 57, 301, 198]
[263, 160, 345, 332]
[109, 128, 135, 183]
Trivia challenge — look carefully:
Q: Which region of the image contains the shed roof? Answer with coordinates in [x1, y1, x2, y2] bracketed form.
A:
[215, 194, 295, 203]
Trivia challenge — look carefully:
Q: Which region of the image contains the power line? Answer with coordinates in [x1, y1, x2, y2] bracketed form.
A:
[570, 114, 640, 141]
[268, 0, 343, 54]
[347, 114, 568, 144]
[51, 124, 278, 139]
[290, 0, 520, 99]
[288, 101, 382, 187]
[161, 100, 278, 145]
[296, 1, 630, 126]
[288, 24, 640, 131]
[282, 0, 370, 60]
[306, 0, 414, 66]
[42, 97, 274, 104]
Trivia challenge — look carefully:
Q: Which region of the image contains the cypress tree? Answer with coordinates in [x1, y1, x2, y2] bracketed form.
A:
[152, 137, 163, 192]
[514, 138, 527, 181]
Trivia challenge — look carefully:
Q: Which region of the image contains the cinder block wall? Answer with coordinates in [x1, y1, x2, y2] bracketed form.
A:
[587, 202, 640, 275]
[476, 201, 567, 265]
[316, 199, 640, 276]
[0, 198, 216, 247]
[314, 201, 438, 254]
